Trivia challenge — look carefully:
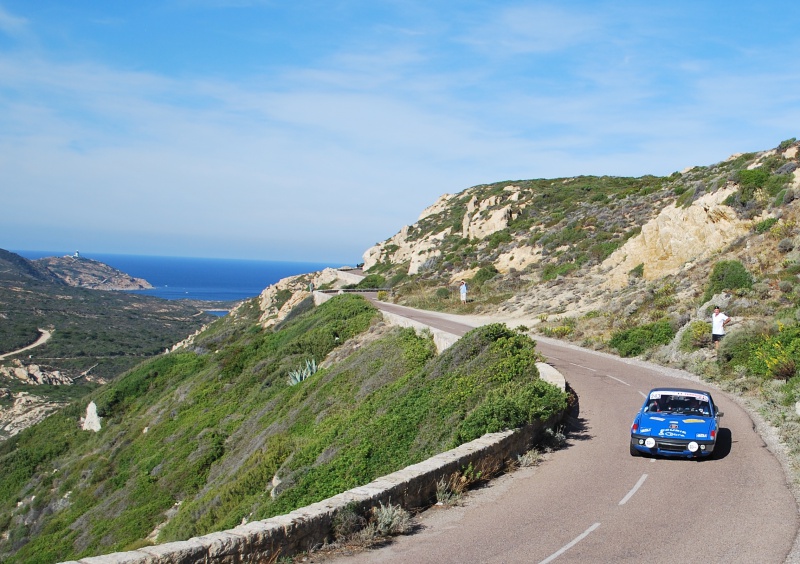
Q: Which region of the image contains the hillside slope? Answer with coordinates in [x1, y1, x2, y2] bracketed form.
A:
[0, 296, 566, 562]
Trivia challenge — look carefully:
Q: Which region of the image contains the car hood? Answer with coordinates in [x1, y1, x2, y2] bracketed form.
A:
[636, 413, 714, 440]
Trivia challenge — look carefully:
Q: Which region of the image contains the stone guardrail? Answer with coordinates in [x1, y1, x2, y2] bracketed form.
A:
[61, 291, 567, 564]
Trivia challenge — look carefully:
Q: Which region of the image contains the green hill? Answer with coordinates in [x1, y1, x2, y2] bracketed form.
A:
[0, 294, 565, 562]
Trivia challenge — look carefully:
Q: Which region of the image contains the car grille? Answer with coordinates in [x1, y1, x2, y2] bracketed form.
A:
[658, 441, 689, 452]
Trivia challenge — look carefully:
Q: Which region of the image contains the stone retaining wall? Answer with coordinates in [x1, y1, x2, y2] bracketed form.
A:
[61, 412, 563, 564]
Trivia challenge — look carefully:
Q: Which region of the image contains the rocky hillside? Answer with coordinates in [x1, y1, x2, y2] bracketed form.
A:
[34, 254, 153, 291]
[256, 137, 800, 485]
[351, 138, 800, 491]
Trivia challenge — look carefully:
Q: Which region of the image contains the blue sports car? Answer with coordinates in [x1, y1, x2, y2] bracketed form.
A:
[630, 387, 723, 458]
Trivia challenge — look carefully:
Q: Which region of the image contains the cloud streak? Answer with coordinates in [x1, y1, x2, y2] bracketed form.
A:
[1, 1, 799, 262]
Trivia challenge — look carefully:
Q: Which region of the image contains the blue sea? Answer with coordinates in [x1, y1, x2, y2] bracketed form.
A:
[13, 250, 337, 304]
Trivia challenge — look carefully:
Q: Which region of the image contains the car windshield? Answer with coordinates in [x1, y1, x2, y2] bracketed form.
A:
[645, 393, 710, 416]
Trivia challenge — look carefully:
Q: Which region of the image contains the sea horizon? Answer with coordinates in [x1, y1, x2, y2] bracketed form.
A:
[12, 249, 346, 303]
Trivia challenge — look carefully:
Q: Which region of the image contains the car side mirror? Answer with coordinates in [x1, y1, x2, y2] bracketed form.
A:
[717, 412, 724, 418]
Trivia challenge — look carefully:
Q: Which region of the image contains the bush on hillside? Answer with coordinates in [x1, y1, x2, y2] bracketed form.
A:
[471, 265, 499, 286]
[717, 324, 762, 367]
[609, 319, 675, 357]
[679, 320, 712, 351]
[702, 260, 753, 303]
[744, 324, 800, 380]
[455, 379, 566, 443]
[348, 274, 386, 289]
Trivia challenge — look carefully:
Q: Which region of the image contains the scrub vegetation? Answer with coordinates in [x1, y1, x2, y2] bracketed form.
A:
[0, 295, 566, 562]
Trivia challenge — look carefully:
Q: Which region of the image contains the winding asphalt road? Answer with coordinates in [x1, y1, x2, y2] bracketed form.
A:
[332, 300, 799, 563]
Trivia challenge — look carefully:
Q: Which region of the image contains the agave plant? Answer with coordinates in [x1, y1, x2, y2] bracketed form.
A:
[287, 358, 318, 386]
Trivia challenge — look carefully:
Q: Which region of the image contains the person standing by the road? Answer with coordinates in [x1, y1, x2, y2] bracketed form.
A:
[711, 306, 730, 351]
[459, 280, 467, 304]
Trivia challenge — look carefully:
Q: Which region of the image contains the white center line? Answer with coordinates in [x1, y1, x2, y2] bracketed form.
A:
[619, 473, 648, 506]
[568, 362, 597, 372]
[539, 522, 601, 564]
[606, 374, 630, 386]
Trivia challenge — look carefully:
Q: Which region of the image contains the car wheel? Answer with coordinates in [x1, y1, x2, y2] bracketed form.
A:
[630, 443, 639, 457]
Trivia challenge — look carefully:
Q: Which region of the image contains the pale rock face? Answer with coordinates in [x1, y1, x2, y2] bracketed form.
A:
[0, 360, 73, 385]
[417, 193, 456, 221]
[461, 186, 521, 239]
[258, 268, 362, 328]
[0, 391, 62, 438]
[600, 186, 753, 289]
[364, 186, 522, 274]
[81, 401, 102, 432]
[363, 226, 452, 275]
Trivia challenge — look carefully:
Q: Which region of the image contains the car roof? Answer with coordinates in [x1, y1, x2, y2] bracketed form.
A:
[647, 387, 714, 399]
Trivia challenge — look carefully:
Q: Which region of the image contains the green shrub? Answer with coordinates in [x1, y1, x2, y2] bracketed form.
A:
[755, 217, 779, 234]
[352, 274, 386, 289]
[703, 260, 753, 303]
[435, 287, 450, 299]
[487, 230, 512, 250]
[274, 289, 293, 310]
[679, 321, 711, 351]
[541, 262, 578, 281]
[744, 324, 800, 380]
[718, 325, 763, 367]
[609, 320, 675, 357]
[472, 265, 499, 286]
[629, 263, 644, 278]
[456, 379, 567, 443]
[676, 186, 696, 208]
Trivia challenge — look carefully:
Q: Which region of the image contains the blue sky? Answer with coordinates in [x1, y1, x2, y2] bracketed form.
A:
[2, 1, 799, 264]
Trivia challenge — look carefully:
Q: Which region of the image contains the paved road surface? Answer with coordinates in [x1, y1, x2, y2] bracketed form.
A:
[330, 300, 799, 563]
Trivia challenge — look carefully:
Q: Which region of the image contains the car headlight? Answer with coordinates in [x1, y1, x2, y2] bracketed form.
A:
[644, 437, 656, 448]
[687, 441, 699, 452]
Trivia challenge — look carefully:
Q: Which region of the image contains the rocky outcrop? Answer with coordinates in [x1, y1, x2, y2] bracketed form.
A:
[462, 186, 521, 239]
[0, 390, 63, 439]
[363, 185, 523, 275]
[600, 186, 754, 289]
[81, 401, 102, 432]
[258, 268, 363, 328]
[0, 359, 73, 385]
[35, 255, 152, 291]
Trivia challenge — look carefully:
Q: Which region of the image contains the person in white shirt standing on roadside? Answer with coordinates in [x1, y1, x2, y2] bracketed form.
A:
[711, 306, 731, 351]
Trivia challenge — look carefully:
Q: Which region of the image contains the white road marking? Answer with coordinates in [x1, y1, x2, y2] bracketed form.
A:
[539, 522, 601, 564]
[606, 374, 630, 386]
[619, 474, 648, 506]
[638, 390, 647, 398]
[568, 362, 597, 372]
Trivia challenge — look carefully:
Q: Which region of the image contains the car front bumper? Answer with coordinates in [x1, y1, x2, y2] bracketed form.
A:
[630, 435, 715, 457]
